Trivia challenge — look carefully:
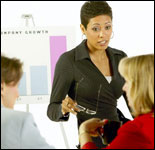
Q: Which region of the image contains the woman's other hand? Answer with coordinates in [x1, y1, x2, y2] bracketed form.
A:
[61, 96, 80, 115]
[79, 118, 107, 137]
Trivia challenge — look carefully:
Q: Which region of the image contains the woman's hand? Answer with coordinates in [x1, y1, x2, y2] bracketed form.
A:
[79, 118, 108, 148]
[61, 96, 80, 115]
[79, 118, 106, 137]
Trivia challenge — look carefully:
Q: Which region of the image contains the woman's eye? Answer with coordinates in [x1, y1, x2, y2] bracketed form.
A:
[105, 26, 111, 30]
[92, 27, 100, 32]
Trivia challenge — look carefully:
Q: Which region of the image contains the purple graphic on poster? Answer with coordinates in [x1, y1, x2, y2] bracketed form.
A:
[50, 36, 67, 85]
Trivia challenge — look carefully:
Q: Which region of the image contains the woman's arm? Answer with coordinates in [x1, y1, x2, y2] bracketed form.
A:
[47, 54, 74, 121]
[79, 118, 106, 148]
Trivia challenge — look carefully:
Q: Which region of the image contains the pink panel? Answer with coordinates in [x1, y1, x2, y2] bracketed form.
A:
[50, 36, 67, 85]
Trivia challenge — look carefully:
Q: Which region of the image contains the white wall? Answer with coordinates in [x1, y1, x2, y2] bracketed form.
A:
[1, 1, 154, 55]
[1, 1, 154, 149]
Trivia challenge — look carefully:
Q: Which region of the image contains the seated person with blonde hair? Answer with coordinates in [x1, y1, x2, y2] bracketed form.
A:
[1, 55, 55, 149]
[79, 54, 154, 149]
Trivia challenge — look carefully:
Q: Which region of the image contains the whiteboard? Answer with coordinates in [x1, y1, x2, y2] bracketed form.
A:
[1, 26, 76, 104]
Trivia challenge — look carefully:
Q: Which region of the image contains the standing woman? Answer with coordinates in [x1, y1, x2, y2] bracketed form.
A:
[47, 1, 129, 148]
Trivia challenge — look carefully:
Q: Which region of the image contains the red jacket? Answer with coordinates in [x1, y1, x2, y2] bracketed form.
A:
[82, 112, 154, 149]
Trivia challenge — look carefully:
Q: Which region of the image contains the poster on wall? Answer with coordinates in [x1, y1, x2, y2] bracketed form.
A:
[1, 26, 76, 104]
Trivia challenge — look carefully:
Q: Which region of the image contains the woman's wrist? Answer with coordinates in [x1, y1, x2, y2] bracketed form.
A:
[61, 104, 69, 115]
[79, 129, 93, 148]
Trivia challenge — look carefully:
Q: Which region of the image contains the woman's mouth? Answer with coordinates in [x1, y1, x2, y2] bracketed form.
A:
[98, 40, 107, 46]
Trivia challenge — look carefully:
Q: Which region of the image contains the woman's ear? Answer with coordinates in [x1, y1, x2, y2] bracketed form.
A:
[80, 24, 86, 35]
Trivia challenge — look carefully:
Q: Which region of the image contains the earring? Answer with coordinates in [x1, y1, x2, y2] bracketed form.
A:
[111, 31, 114, 39]
[82, 34, 86, 40]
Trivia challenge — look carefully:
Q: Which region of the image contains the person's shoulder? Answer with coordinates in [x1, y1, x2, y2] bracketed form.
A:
[1, 107, 34, 143]
[58, 47, 76, 62]
[110, 118, 153, 149]
[56, 45, 80, 66]
[117, 116, 153, 146]
[116, 117, 145, 137]
[108, 46, 127, 57]
[1, 107, 33, 124]
[58, 40, 87, 61]
[2, 107, 31, 116]
[119, 113, 154, 133]
[133, 113, 154, 129]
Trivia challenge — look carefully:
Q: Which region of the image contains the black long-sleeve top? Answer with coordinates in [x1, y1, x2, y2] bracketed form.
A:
[47, 40, 127, 127]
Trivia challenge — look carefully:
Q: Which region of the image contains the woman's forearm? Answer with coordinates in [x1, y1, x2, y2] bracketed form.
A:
[79, 131, 93, 148]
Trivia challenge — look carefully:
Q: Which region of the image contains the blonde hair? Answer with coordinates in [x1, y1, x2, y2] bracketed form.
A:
[118, 54, 154, 117]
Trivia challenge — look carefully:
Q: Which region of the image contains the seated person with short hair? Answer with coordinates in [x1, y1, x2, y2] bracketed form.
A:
[1, 55, 55, 149]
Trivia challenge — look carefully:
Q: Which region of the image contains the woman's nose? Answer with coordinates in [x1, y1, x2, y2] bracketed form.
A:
[122, 84, 127, 92]
[99, 30, 104, 38]
[99, 29, 107, 37]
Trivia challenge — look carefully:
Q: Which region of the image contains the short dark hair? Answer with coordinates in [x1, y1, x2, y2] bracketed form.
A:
[1, 55, 23, 85]
[80, 1, 113, 29]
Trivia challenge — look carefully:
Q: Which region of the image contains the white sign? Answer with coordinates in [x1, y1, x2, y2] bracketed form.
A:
[1, 26, 76, 104]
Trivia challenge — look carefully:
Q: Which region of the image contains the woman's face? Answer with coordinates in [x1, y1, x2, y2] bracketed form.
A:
[81, 15, 112, 51]
[1, 82, 19, 109]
